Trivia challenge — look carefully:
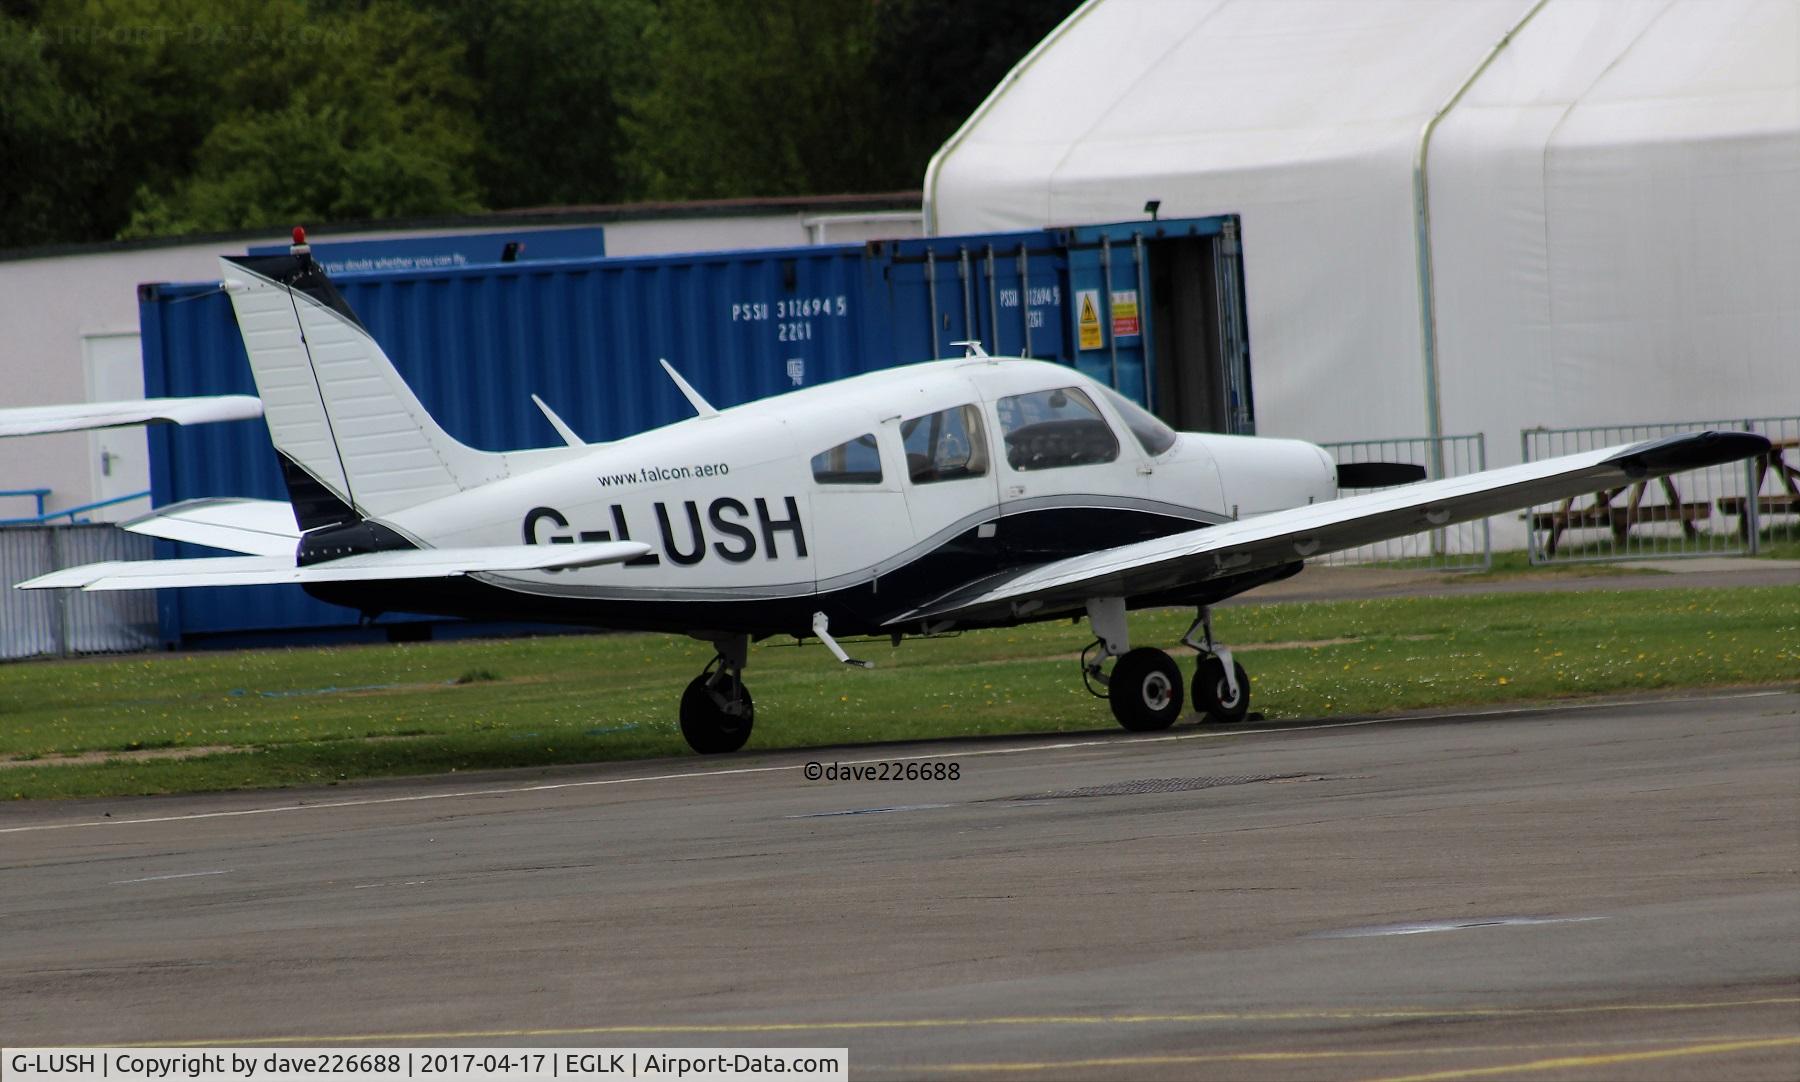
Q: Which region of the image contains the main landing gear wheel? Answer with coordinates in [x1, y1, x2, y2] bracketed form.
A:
[680, 668, 754, 754]
[1193, 656, 1250, 724]
[1108, 647, 1184, 732]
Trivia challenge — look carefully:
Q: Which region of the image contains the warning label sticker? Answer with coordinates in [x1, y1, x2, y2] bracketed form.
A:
[1077, 289, 1103, 350]
[1111, 289, 1140, 338]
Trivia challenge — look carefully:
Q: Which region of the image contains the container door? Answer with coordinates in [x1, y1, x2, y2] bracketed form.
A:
[876, 233, 1067, 363]
[1063, 216, 1254, 434]
[1062, 234, 1153, 406]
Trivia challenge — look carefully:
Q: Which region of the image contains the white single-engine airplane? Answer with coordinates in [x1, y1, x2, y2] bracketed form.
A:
[20, 237, 1770, 753]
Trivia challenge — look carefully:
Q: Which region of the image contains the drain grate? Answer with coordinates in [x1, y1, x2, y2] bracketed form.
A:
[1016, 773, 1307, 800]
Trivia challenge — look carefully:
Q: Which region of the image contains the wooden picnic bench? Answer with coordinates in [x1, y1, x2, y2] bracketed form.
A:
[1530, 477, 1711, 556]
[1715, 436, 1800, 538]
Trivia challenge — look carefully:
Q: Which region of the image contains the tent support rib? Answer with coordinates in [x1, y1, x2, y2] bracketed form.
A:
[1414, 0, 1552, 477]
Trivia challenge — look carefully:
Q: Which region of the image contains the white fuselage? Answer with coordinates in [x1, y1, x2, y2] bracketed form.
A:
[339, 359, 1336, 635]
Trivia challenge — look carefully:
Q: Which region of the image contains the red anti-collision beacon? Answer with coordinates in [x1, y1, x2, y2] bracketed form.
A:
[290, 226, 310, 257]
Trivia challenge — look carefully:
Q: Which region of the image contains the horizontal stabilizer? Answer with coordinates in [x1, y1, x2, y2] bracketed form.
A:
[0, 395, 261, 438]
[18, 541, 651, 592]
[123, 498, 300, 556]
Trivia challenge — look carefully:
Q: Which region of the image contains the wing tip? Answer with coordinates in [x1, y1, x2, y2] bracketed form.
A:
[1607, 430, 1771, 478]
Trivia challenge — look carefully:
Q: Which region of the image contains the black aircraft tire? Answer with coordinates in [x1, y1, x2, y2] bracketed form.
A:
[1108, 648, 1184, 732]
[1193, 657, 1251, 724]
[680, 674, 754, 754]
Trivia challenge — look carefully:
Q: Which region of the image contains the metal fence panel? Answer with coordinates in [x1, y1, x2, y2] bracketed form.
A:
[1318, 435, 1491, 571]
[1522, 417, 1800, 564]
[1, 526, 158, 661]
[0, 528, 57, 660]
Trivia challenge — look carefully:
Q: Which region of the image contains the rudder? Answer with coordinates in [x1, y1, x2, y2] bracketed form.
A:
[220, 248, 506, 530]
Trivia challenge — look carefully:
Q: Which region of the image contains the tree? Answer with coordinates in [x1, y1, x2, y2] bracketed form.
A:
[0, 14, 104, 247]
[122, 2, 482, 236]
[867, 0, 1086, 183]
[624, 0, 890, 200]
[0, 0, 1086, 246]
[5, 0, 264, 245]
[620, 0, 1084, 201]
[448, 0, 654, 210]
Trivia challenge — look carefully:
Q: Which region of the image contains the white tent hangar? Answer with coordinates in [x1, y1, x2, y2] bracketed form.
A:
[926, 0, 1799, 461]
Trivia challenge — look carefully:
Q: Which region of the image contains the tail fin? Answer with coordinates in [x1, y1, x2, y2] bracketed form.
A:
[219, 250, 506, 530]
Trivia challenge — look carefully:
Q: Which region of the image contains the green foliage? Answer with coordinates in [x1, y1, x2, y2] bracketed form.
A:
[447, 0, 654, 208]
[624, 0, 887, 199]
[621, 0, 1085, 201]
[868, 0, 1086, 187]
[0, 14, 104, 246]
[122, 2, 481, 236]
[1, 0, 1083, 246]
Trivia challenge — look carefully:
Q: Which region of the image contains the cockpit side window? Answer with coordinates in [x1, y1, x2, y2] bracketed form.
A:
[996, 387, 1120, 471]
[899, 404, 988, 483]
[810, 433, 883, 484]
[1098, 385, 1179, 456]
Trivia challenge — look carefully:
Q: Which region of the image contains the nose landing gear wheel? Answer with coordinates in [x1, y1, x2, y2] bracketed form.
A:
[1108, 647, 1184, 732]
[1193, 656, 1250, 724]
[680, 671, 754, 754]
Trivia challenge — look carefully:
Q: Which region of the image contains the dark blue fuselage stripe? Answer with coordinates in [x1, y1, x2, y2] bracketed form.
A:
[305, 505, 1211, 636]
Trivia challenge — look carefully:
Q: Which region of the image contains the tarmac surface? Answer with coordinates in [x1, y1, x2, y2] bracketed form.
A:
[3, 690, 1797, 1079]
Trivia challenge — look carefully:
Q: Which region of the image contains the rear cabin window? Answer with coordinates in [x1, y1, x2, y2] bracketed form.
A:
[810, 434, 882, 484]
[997, 387, 1120, 471]
[900, 404, 988, 483]
[1099, 385, 1179, 456]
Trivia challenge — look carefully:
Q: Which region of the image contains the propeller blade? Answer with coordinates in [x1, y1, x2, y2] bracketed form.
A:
[1337, 461, 1428, 488]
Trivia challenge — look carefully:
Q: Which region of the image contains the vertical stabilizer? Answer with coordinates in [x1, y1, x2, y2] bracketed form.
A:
[220, 251, 508, 529]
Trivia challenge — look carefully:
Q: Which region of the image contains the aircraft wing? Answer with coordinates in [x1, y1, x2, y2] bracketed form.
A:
[18, 541, 651, 592]
[121, 498, 301, 556]
[888, 431, 1770, 627]
[0, 395, 262, 438]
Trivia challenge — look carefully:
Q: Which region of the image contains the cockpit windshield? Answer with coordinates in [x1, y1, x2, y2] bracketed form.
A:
[1098, 386, 1179, 456]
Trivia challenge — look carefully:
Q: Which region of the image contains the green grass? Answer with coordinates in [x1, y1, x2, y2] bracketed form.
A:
[1, 586, 1795, 800]
[1435, 548, 1663, 580]
[1752, 533, 1800, 561]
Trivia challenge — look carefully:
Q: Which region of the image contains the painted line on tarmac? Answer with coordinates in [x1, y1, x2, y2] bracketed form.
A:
[861, 1033, 1800, 1076]
[109, 869, 230, 885]
[1366, 1035, 1800, 1082]
[128, 996, 1800, 1047]
[2, 688, 1789, 837]
[1311, 915, 1607, 938]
